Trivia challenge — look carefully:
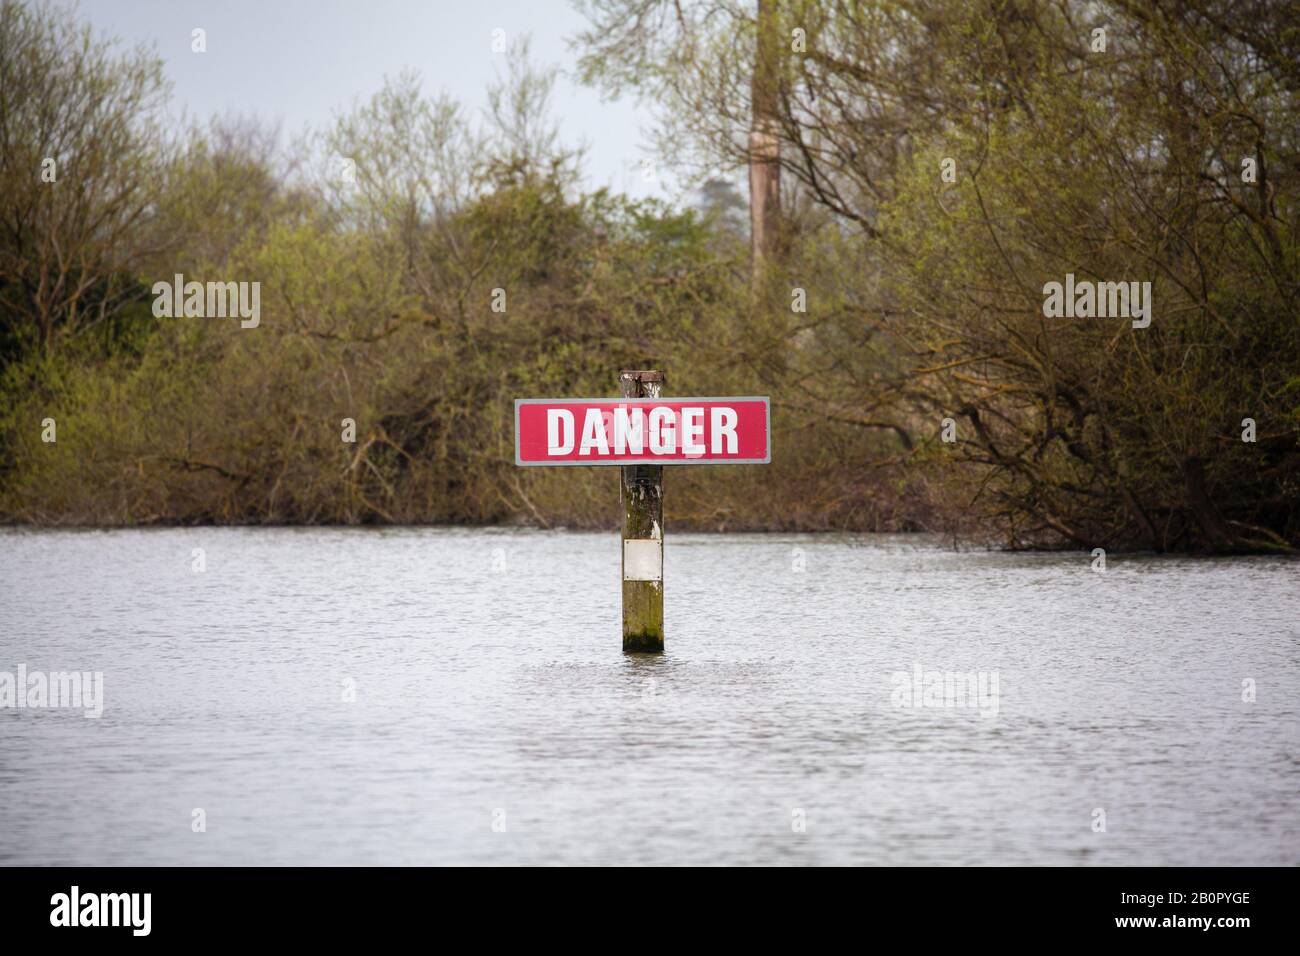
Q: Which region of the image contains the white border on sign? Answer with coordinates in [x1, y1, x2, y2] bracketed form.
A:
[514, 396, 772, 467]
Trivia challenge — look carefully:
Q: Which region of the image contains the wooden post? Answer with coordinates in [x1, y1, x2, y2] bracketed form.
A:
[620, 369, 664, 652]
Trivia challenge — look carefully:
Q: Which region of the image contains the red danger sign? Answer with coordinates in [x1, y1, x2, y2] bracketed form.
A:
[515, 397, 770, 466]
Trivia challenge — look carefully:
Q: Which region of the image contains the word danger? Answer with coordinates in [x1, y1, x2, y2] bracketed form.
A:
[516, 398, 769, 465]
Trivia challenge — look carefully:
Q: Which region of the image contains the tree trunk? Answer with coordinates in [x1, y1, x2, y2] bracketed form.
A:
[1181, 454, 1236, 551]
[749, 0, 782, 287]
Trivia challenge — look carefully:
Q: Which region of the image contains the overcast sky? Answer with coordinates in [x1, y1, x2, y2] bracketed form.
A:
[77, 0, 687, 200]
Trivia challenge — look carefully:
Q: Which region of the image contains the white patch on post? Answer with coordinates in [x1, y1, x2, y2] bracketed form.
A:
[623, 539, 663, 582]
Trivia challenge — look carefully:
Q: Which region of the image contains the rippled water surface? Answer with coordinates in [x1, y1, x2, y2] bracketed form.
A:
[1, 528, 1296, 865]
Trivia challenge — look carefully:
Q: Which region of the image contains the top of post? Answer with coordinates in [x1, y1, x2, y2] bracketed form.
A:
[619, 369, 664, 399]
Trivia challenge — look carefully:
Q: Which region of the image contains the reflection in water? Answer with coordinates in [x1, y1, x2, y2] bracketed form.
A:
[0, 527, 1296, 865]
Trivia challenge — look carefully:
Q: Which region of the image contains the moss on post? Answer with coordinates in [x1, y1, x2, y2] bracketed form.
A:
[620, 369, 664, 652]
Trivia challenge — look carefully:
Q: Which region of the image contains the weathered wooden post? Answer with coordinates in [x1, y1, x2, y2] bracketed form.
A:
[619, 369, 664, 652]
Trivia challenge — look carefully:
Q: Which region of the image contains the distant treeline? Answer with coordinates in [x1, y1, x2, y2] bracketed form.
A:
[1, 0, 1297, 552]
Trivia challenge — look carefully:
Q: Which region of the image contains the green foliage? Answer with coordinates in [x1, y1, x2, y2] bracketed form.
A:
[572, 0, 1299, 550]
[3, 0, 1296, 551]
